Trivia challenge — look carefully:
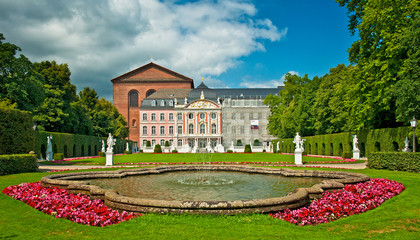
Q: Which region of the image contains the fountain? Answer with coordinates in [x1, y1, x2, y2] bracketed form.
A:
[41, 165, 369, 214]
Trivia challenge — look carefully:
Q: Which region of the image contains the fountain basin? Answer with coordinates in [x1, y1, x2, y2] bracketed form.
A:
[41, 165, 369, 214]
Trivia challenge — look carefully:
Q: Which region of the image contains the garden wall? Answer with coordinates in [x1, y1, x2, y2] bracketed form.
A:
[368, 152, 420, 173]
[34, 131, 134, 159]
[273, 126, 418, 157]
[0, 154, 38, 175]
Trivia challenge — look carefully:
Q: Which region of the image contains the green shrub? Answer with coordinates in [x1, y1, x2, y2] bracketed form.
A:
[172, 150, 178, 153]
[0, 154, 38, 175]
[263, 149, 266, 152]
[154, 144, 162, 153]
[226, 150, 233, 153]
[53, 153, 64, 160]
[139, 149, 143, 153]
[236, 140, 242, 146]
[0, 109, 35, 155]
[244, 144, 252, 153]
[98, 152, 105, 157]
[124, 150, 132, 154]
[253, 139, 261, 146]
[368, 152, 420, 173]
[146, 141, 151, 147]
[342, 152, 352, 159]
[165, 141, 170, 147]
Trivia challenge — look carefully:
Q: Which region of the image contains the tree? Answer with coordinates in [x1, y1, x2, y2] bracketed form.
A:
[336, 0, 419, 127]
[0, 33, 44, 111]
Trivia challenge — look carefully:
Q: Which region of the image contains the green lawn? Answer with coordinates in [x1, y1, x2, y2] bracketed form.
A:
[1, 163, 419, 239]
[51, 152, 360, 165]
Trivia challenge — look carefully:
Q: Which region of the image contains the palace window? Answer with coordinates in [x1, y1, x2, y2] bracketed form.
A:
[169, 100, 174, 106]
[211, 124, 217, 134]
[151, 139, 156, 145]
[151, 100, 156, 106]
[211, 113, 216, 119]
[178, 126, 183, 134]
[142, 113, 147, 121]
[142, 126, 147, 135]
[160, 126, 165, 135]
[200, 113, 205, 119]
[142, 140, 147, 146]
[169, 126, 174, 135]
[151, 126, 156, 135]
[169, 113, 174, 121]
[169, 139, 173, 146]
[160, 139, 165, 146]
[188, 124, 194, 134]
[188, 113, 194, 119]
[200, 124, 205, 134]
[178, 139, 183, 146]
[160, 100, 165, 106]
[177, 113, 182, 120]
[160, 113, 165, 121]
[132, 119, 136, 127]
[151, 113, 156, 121]
[129, 91, 138, 107]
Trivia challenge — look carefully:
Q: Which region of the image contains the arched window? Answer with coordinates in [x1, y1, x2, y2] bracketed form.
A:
[151, 126, 156, 135]
[178, 139, 183, 146]
[132, 119, 137, 127]
[146, 89, 156, 97]
[211, 113, 216, 119]
[169, 126, 174, 135]
[200, 113, 205, 119]
[188, 124, 194, 134]
[160, 126, 165, 135]
[188, 113, 194, 119]
[129, 91, 138, 107]
[160, 100, 165, 106]
[142, 126, 147, 135]
[151, 113, 156, 121]
[200, 124, 205, 134]
[151, 100, 156, 106]
[160, 139, 165, 146]
[177, 113, 182, 120]
[211, 124, 217, 134]
[142, 140, 147, 146]
[169, 100, 174, 106]
[169, 139, 173, 146]
[169, 113, 174, 120]
[178, 126, 183, 134]
[142, 113, 147, 121]
[160, 113, 165, 121]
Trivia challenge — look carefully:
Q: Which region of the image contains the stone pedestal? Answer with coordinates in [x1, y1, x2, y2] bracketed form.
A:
[105, 152, 113, 166]
[352, 149, 360, 159]
[294, 150, 303, 165]
[46, 150, 53, 161]
[215, 144, 225, 153]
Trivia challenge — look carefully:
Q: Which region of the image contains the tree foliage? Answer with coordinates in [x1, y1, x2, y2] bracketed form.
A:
[0, 34, 128, 138]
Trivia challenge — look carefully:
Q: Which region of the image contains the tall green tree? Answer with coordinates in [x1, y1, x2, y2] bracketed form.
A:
[336, 0, 419, 127]
[0, 33, 44, 111]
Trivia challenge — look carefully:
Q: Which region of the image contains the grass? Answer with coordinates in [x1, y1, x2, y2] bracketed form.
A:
[1, 155, 419, 239]
[42, 152, 361, 165]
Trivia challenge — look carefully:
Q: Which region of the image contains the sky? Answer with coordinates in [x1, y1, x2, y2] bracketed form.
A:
[0, 0, 358, 101]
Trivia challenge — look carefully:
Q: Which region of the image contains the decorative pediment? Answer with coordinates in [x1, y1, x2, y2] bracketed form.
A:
[186, 100, 220, 109]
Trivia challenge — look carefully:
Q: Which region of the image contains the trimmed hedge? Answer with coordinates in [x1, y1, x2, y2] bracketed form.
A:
[34, 131, 133, 159]
[0, 154, 38, 175]
[154, 144, 162, 153]
[53, 153, 64, 161]
[275, 126, 418, 157]
[244, 144, 252, 153]
[0, 109, 35, 155]
[368, 152, 420, 173]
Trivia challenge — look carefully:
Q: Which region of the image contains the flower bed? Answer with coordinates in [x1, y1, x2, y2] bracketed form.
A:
[2, 182, 139, 227]
[270, 178, 404, 226]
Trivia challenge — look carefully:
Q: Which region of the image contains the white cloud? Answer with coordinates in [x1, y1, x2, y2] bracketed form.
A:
[0, 0, 286, 100]
[239, 71, 299, 88]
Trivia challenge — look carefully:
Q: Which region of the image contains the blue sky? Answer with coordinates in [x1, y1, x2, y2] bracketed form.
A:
[0, 0, 358, 100]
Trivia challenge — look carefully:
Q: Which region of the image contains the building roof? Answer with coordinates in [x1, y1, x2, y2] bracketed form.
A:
[110, 62, 194, 87]
[188, 81, 217, 101]
[214, 87, 282, 99]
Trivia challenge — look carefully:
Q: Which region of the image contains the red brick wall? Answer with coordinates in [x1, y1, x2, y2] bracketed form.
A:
[113, 81, 193, 142]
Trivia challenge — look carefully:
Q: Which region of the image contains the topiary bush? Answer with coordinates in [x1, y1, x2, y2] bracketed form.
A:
[0, 109, 35, 155]
[236, 140, 242, 146]
[368, 152, 420, 173]
[244, 144, 252, 153]
[172, 149, 178, 153]
[165, 141, 170, 147]
[154, 144, 162, 153]
[342, 152, 352, 159]
[53, 153, 64, 161]
[226, 150, 233, 153]
[0, 154, 38, 175]
[98, 152, 105, 157]
[146, 141, 151, 147]
[124, 150, 132, 154]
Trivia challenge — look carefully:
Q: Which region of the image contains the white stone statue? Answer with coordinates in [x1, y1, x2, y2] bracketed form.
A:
[353, 135, 359, 151]
[101, 140, 105, 152]
[174, 98, 178, 105]
[126, 142, 129, 152]
[106, 133, 116, 153]
[217, 97, 221, 105]
[276, 141, 280, 152]
[403, 136, 410, 152]
[200, 91, 205, 100]
[293, 132, 304, 152]
[46, 135, 53, 161]
[184, 97, 188, 105]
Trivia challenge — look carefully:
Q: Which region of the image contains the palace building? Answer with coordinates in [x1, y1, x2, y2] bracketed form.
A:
[111, 62, 282, 152]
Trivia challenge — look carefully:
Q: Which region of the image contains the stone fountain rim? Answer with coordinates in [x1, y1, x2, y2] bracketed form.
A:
[40, 165, 370, 214]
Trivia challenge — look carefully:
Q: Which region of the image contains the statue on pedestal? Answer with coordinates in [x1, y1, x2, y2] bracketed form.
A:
[353, 135, 359, 151]
[106, 133, 116, 153]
